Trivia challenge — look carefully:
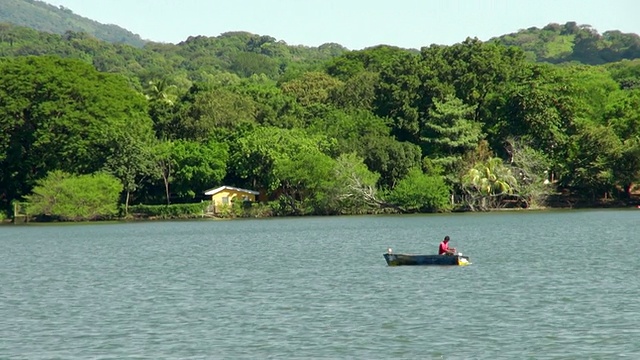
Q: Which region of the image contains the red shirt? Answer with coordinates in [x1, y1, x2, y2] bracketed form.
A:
[439, 241, 449, 255]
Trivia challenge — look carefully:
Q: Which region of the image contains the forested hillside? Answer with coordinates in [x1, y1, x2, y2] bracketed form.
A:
[0, 23, 348, 90]
[0, 0, 146, 47]
[492, 21, 640, 64]
[1, 20, 640, 221]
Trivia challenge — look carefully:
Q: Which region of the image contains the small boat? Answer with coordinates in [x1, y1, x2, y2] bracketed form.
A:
[383, 249, 471, 266]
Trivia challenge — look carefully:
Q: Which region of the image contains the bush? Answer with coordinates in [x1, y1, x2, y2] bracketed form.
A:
[216, 201, 272, 218]
[128, 203, 208, 219]
[25, 171, 123, 221]
[385, 168, 452, 212]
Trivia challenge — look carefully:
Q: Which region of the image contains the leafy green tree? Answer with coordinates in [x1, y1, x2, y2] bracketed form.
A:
[280, 71, 343, 107]
[305, 107, 421, 188]
[325, 45, 410, 80]
[602, 89, 640, 196]
[171, 139, 229, 198]
[365, 137, 422, 189]
[229, 126, 336, 195]
[606, 89, 640, 140]
[564, 123, 623, 199]
[374, 51, 427, 143]
[176, 85, 258, 140]
[25, 171, 123, 221]
[232, 76, 304, 128]
[421, 38, 528, 121]
[104, 134, 156, 215]
[615, 138, 640, 197]
[385, 168, 451, 212]
[605, 59, 640, 90]
[229, 52, 280, 78]
[274, 150, 336, 215]
[330, 71, 379, 111]
[487, 64, 578, 179]
[564, 65, 619, 122]
[153, 140, 175, 205]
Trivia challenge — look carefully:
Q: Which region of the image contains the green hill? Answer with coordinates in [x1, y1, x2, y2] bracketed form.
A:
[0, 0, 146, 47]
[490, 21, 640, 65]
[0, 23, 348, 88]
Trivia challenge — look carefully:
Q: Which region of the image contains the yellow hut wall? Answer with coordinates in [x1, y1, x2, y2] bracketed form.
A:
[211, 189, 257, 207]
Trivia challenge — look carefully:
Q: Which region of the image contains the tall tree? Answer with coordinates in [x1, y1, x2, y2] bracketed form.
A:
[104, 134, 155, 215]
[422, 94, 484, 171]
[171, 139, 229, 198]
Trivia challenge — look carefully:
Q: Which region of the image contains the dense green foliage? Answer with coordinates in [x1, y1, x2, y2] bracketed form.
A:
[0, 0, 146, 47]
[385, 168, 451, 212]
[0, 56, 154, 213]
[1, 20, 639, 219]
[25, 171, 122, 220]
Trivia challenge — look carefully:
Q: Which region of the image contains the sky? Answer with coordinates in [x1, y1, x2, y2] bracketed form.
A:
[44, 0, 640, 50]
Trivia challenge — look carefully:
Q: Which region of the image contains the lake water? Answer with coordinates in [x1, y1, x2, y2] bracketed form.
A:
[1, 209, 639, 359]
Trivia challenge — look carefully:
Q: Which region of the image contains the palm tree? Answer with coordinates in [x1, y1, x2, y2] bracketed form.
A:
[145, 79, 177, 105]
[462, 157, 518, 210]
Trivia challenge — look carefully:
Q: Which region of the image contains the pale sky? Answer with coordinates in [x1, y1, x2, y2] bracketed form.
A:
[44, 0, 639, 50]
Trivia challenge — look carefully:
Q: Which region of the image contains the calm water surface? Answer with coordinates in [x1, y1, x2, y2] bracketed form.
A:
[1, 209, 639, 359]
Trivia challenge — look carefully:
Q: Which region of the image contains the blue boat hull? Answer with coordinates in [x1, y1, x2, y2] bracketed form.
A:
[383, 253, 470, 266]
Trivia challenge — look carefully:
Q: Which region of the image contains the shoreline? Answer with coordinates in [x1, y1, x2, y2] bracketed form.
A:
[4, 200, 639, 225]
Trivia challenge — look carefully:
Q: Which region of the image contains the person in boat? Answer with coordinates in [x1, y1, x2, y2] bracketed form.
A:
[438, 235, 456, 255]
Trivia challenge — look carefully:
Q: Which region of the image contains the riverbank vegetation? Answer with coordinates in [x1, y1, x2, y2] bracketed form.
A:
[1, 21, 640, 221]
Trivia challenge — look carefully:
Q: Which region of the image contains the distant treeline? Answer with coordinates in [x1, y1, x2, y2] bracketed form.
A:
[492, 21, 640, 65]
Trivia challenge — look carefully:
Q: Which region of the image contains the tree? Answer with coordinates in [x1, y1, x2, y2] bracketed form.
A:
[305, 107, 421, 189]
[171, 139, 228, 198]
[385, 168, 451, 213]
[421, 38, 528, 122]
[462, 158, 519, 211]
[145, 78, 178, 105]
[375, 51, 428, 144]
[176, 85, 258, 140]
[274, 150, 336, 215]
[25, 171, 123, 221]
[229, 126, 335, 194]
[364, 137, 422, 189]
[104, 134, 155, 215]
[154, 140, 174, 205]
[422, 94, 484, 172]
[505, 137, 553, 208]
[564, 123, 623, 199]
[280, 71, 343, 107]
[330, 152, 384, 214]
[329, 71, 379, 111]
[615, 137, 640, 197]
